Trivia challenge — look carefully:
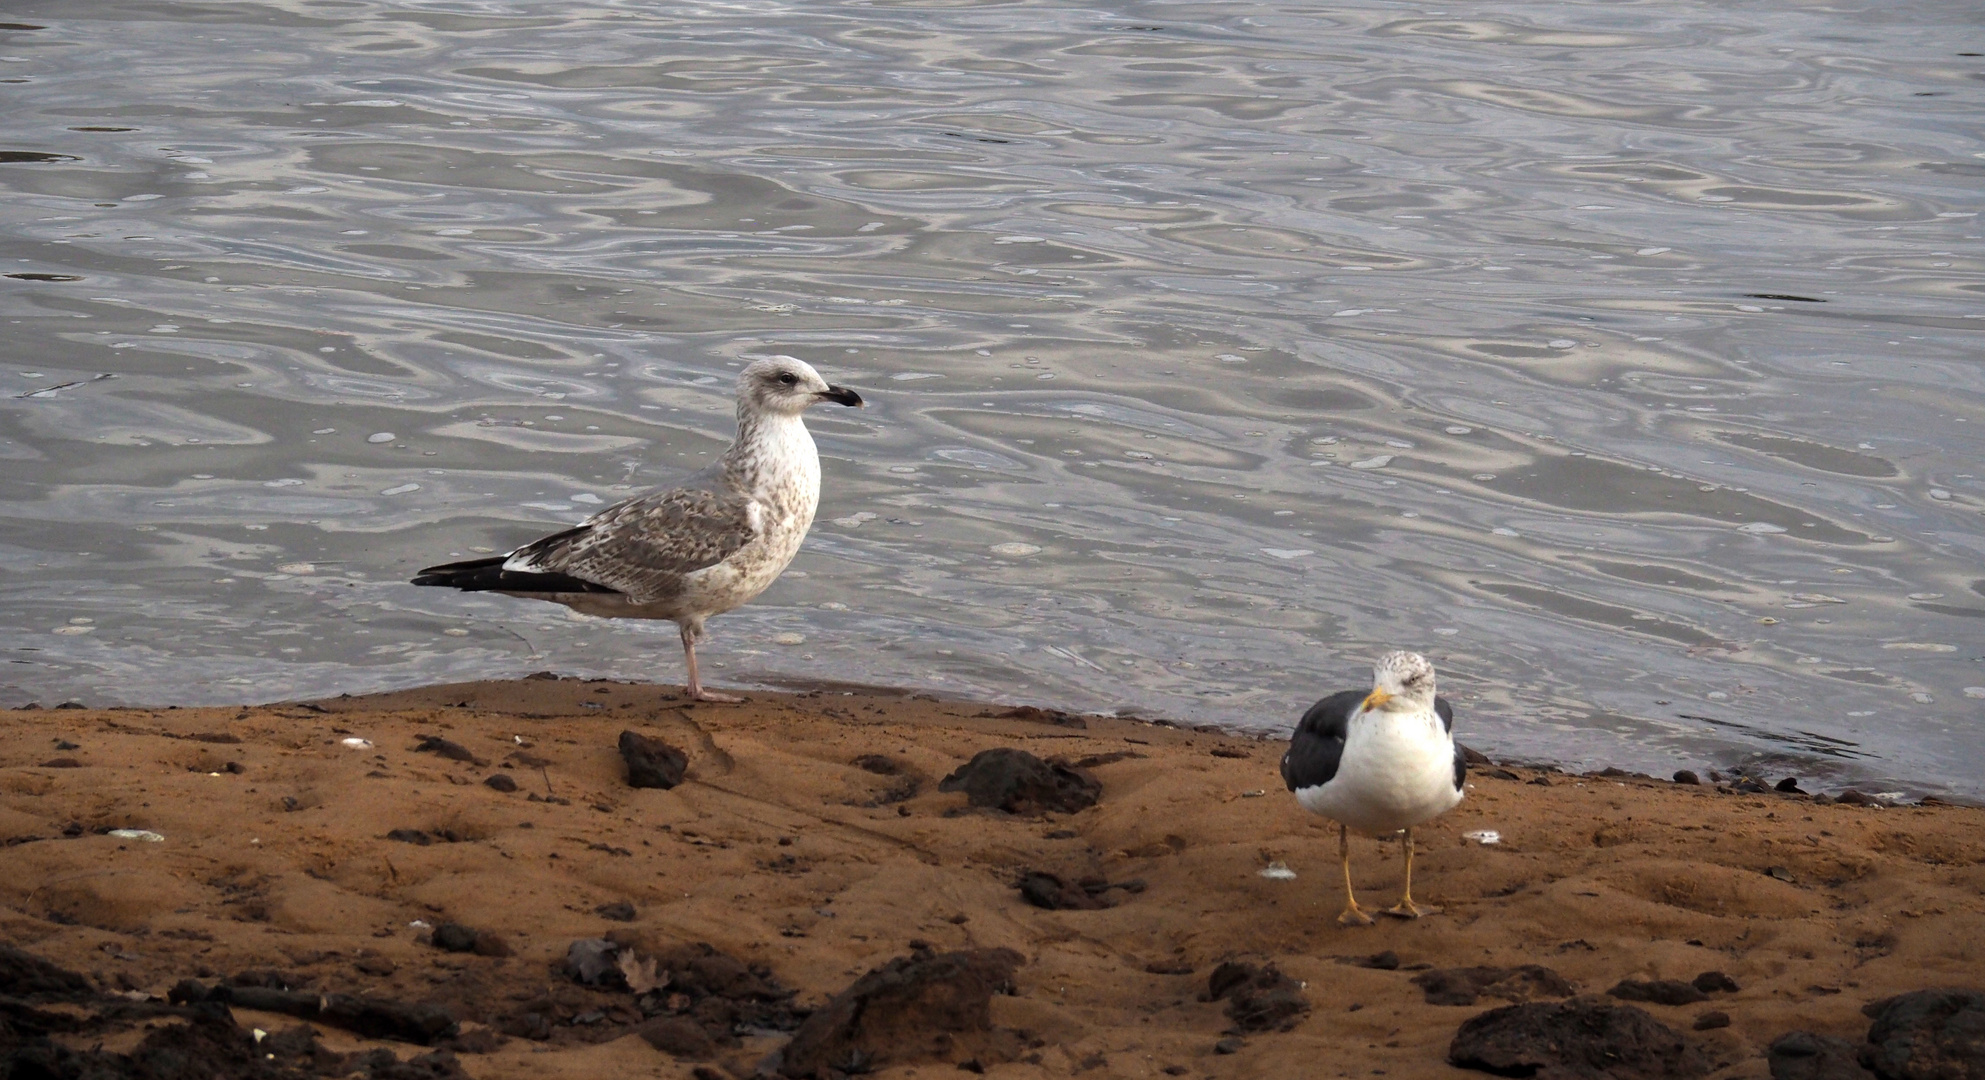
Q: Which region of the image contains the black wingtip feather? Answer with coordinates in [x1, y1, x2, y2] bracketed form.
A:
[410, 555, 620, 595]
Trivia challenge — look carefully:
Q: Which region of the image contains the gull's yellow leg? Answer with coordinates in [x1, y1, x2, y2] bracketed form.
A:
[1383, 827, 1443, 918]
[1337, 823, 1373, 927]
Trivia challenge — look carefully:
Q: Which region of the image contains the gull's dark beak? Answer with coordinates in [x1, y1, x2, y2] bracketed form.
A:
[818, 385, 864, 407]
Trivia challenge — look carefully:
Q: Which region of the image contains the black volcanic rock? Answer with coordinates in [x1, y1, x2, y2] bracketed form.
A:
[938, 749, 1099, 815]
[1448, 997, 1711, 1079]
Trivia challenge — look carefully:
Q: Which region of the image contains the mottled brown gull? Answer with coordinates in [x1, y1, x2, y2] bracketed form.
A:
[412, 357, 863, 701]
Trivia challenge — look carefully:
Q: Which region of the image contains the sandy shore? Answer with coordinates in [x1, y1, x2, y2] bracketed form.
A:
[3, 677, 1982, 1078]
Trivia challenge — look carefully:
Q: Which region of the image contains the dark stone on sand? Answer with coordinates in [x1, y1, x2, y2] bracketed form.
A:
[1448, 997, 1712, 1079]
[1205, 961, 1310, 1033]
[413, 734, 484, 765]
[387, 828, 434, 845]
[1837, 790, 1881, 806]
[773, 947, 1024, 1077]
[0, 943, 94, 1000]
[1017, 870, 1109, 911]
[1693, 971, 1740, 994]
[1694, 1011, 1730, 1031]
[1609, 979, 1710, 1006]
[1487, 768, 1522, 781]
[172, 979, 460, 1045]
[1674, 770, 1700, 785]
[1460, 745, 1492, 766]
[1766, 1031, 1868, 1080]
[227, 968, 300, 990]
[597, 901, 638, 922]
[1735, 778, 1773, 794]
[998, 705, 1086, 728]
[619, 730, 688, 790]
[622, 939, 804, 1036]
[312, 993, 461, 1043]
[1777, 777, 1806, 793]
[37, 758, 82, 768]
[1861, 988, 1985, 1080]
[482, 773, 518, 792]
[1356, 951, 1402, 971]
[1414, 966, 1577, 1007]
[637, 1015, 716, 1059]
[432, 923, 479, 953]
[938, 748, 1100, 815]
[1214, 1037, 1245, 1054]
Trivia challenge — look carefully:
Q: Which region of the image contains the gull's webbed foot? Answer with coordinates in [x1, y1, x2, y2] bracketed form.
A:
[1337, 904, 1376, 927]
[1381, 899, 1442, 919]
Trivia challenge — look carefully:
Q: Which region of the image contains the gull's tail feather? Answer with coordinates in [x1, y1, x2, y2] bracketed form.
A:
[411, 556, 619, 596]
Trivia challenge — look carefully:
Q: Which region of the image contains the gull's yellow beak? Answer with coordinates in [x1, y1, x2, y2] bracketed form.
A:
[1361, 688, 1392, 712]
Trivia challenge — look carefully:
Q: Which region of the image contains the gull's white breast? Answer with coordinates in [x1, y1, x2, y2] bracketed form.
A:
[678, 415, 821, 616]
[1294, 707, 1461, 835]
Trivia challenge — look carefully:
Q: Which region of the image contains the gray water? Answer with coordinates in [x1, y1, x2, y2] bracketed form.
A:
[2, 0, 1981, 796]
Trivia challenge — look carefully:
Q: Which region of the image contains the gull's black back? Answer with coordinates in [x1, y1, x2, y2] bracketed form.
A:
[1280, 690, 1463, 793]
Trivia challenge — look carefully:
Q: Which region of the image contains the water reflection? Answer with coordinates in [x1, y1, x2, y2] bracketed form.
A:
[0, 0, 1980, 795]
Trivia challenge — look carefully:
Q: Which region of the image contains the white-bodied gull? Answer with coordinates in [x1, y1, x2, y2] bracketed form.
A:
[1280, 651, 1466, 925]
[413, 356, 863, 702]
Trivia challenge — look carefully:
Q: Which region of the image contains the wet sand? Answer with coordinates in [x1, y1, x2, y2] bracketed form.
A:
[3, 678, 1981, 1078]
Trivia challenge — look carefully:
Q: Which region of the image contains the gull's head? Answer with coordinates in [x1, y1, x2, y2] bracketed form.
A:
[738, 356, 863, 417]
[1361, 650, 1436, 714]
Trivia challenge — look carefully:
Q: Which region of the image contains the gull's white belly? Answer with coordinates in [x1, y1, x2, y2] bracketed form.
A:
[679, 511, 808, 617]
[1295, 711, 1462, 835]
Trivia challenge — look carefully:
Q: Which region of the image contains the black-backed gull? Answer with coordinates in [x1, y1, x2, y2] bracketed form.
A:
[1279, 651, 1466, 925]
[412, 357, 863, 702]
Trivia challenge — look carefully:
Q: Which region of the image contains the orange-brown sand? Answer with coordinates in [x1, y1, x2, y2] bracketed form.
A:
[3, 678, 1981, 1078]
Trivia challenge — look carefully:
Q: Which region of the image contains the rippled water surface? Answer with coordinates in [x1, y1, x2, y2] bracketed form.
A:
[3, 0, 1982, 793]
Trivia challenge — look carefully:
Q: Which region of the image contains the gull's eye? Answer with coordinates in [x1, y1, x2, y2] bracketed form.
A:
[778, 372, 798, 386]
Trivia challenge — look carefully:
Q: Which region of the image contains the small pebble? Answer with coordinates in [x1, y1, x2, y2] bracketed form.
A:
[1214, 1037, 1245, 1055]
[1693, 1011, 1731, 1031]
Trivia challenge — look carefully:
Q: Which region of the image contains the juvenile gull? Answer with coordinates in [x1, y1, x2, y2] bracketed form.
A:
[1279, 651, 1466, 925]
[412, 357, 863, 702]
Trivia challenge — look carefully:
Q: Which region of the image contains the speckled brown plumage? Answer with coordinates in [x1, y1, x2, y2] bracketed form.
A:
[413, 356, 863, 700]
